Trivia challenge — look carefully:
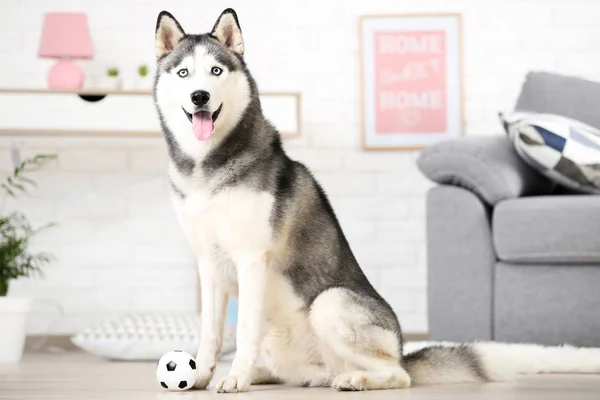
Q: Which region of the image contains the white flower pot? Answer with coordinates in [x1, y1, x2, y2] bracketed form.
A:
[0, 297, 32, 363]
[97, 76, 122, 91]
[134, 75, 153, 91]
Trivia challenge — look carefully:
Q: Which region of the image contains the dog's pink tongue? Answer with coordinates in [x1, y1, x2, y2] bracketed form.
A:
[192, 112, 213, 141]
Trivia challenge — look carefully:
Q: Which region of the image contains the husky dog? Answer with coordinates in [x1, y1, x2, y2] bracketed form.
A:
[153, 8, 600, 393]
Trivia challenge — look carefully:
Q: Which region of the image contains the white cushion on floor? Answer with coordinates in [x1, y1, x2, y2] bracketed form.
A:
[70, 312, 236, 361]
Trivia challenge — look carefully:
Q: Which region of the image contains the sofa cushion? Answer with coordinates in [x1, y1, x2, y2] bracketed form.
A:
[500, 111, 600, 194]
[493, 196, 600, 263]
[495, 262, 600, 346]
[416, 136, 554, 206]
[515, 71, 600, 131]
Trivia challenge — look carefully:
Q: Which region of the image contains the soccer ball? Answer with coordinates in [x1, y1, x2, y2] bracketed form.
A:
[156, 350, 197, 391]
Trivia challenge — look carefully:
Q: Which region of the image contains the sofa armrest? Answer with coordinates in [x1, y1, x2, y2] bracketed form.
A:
[426, 186, 495, 341]
[416, 135, 554, 206]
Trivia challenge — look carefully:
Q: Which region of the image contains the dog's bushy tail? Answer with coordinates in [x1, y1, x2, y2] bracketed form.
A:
[403, 341, 600, 386]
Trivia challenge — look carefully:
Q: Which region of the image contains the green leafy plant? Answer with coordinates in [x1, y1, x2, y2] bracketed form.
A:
[0, 155, 57, 296]
[138, 64, 149, 77]
[107, 67, 119, 77]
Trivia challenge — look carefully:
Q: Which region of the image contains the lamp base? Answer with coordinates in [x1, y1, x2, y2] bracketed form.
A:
[47, 60, 84, 90]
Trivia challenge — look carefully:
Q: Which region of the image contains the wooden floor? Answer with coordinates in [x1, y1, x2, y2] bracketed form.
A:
[1, 352, 600, 399]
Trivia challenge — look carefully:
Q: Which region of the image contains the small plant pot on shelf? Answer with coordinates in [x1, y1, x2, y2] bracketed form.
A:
[135, 65, 153, 90]
[100, 76, 122, 91]
[0, 296, 32, 363]
[134, 75, 153, 90]
[101, 67, 122, 91]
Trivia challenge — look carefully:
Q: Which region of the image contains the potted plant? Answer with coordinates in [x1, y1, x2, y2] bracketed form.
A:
[135, 64, 152, 90]
[105, 66, 122, 90]
[0, 154, 56, 364]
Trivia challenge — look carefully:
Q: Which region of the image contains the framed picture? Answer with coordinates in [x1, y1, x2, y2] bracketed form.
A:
[359, 13, 464, 150]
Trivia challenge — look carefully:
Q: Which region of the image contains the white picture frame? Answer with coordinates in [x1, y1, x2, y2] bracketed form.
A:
[359, 13, 464, 150]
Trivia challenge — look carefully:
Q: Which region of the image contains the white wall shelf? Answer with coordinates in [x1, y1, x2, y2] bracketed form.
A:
[0, 89, 302, 139]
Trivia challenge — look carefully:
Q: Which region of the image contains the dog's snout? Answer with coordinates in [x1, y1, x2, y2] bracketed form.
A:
[190, 90, 210, 106]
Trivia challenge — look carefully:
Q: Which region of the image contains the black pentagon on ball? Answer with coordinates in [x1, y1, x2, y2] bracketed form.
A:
[178, 381, 188, 389]
[189, 359, 196, 370]
[174, 350, 182, 352]
[160, 382, 168, 389]
[166, 361, 177, 371]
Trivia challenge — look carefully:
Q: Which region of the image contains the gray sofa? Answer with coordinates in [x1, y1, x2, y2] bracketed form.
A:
[417, 71, 600, 347]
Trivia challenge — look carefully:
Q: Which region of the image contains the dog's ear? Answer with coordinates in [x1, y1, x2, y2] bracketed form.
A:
[211, 8, 244, 55]
[155, 11, 185, 58]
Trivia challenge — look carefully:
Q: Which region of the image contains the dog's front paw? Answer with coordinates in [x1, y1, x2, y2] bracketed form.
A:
[193, 369, 214, 390]
[215, 375, 251, 393]
[332, 372, 366, 391]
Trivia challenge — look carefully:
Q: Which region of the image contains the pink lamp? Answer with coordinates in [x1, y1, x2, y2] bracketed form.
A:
[38, 13, 93, 90]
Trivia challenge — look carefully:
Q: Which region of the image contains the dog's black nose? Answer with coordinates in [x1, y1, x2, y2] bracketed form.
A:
[190, 90, 210, 106]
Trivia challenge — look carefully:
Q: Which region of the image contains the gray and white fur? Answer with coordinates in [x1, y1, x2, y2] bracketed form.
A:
[153, 8, 600, 393]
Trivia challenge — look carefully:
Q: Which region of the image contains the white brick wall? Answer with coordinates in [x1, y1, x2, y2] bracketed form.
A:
[2, 0, 600, 335]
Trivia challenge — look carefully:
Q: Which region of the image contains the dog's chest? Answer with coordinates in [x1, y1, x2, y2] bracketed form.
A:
[174, 184, 275, 261]
[172, 178, 314, 337]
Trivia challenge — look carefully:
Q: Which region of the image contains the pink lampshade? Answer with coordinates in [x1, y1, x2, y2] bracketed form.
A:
[38, 13, 93, 59]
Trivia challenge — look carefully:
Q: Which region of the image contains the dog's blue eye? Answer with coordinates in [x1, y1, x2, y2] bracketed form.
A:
[177, 68, 188, 78]
[211, 67, 222, 76]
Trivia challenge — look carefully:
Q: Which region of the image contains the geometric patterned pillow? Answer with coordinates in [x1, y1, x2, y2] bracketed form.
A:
[499, 111, 600, 194]
[70, 312, 237, 361]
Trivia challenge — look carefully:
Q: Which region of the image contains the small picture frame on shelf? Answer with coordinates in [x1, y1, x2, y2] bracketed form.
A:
[359, 13, 464, 150]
